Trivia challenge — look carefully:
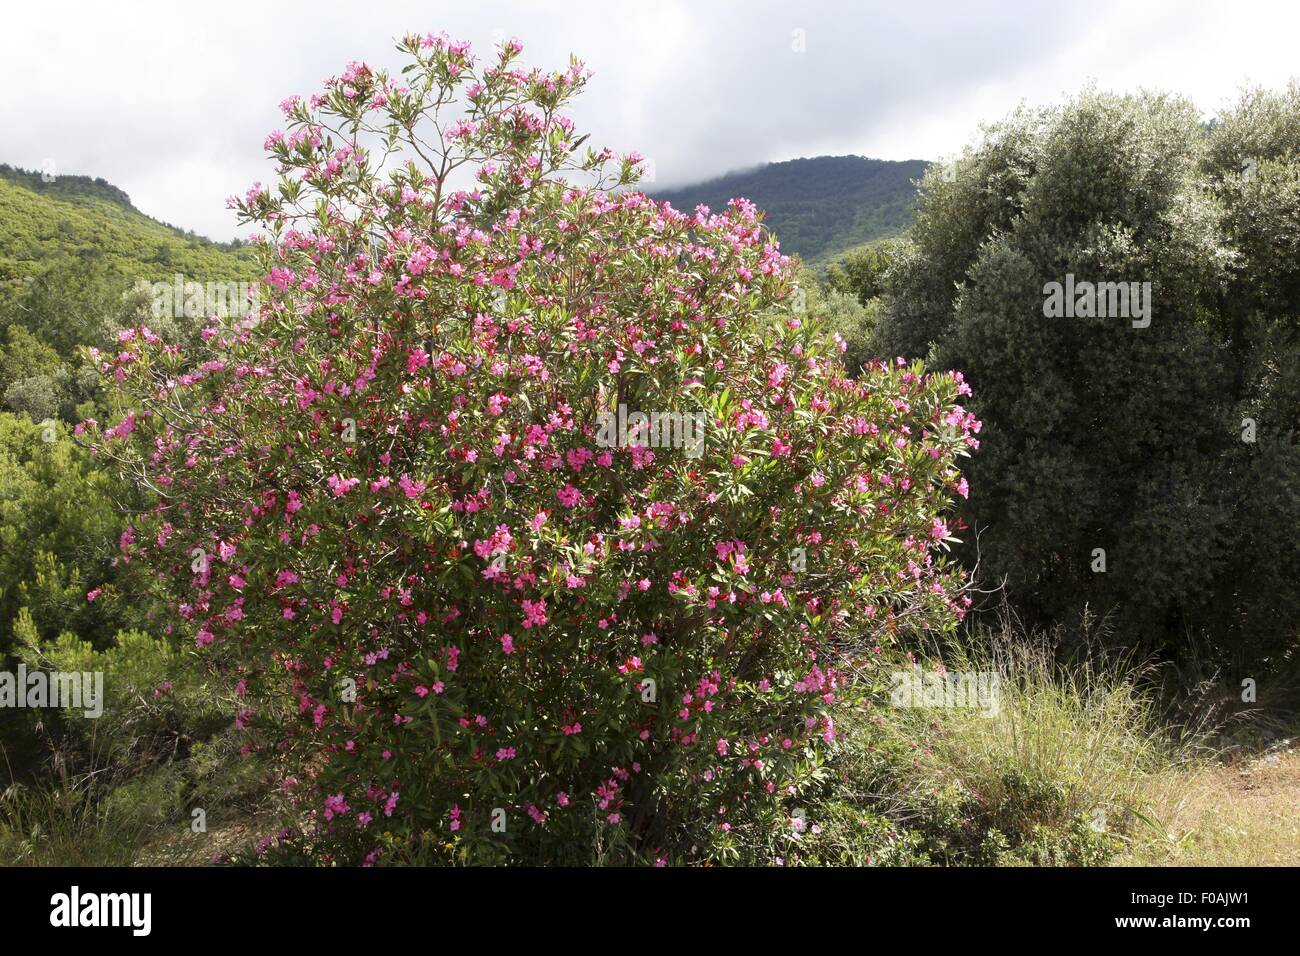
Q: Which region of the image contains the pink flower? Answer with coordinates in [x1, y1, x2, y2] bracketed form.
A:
[520, 599, 548, 630]
[324, 793, 350, 820]
[103, 414, 137, 441]
[327, 475, 360, 497]
[399, 474, 426, 498]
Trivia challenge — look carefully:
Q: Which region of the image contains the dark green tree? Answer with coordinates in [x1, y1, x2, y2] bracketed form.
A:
[874, 88, 1300, 670]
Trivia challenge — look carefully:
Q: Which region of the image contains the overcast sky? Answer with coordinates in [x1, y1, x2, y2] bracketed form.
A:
[3, 0, 1297, 240]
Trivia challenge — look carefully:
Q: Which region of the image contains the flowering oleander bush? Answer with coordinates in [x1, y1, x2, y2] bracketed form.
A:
[86, 32, 981, 865]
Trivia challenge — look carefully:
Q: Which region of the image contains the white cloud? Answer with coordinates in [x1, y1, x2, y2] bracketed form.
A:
[2, 0, 1296, 239]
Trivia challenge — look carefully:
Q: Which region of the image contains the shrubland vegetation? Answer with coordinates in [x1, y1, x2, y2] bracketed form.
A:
[0, 38, 1295, 867]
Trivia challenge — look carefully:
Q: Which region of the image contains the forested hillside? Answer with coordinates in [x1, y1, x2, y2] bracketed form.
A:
[650, 155, 926, 265]
[0, 165, 255, 287]
[0, 167, 260, 790]
[0, 166, 258, 361]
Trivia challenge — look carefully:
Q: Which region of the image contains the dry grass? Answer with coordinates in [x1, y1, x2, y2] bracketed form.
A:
[1121, 743, 1300, 866]
[874, 619, 1176, 829]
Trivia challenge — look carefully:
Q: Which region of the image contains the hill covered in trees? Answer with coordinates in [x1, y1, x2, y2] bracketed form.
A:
[650, 155, 927, 266]
[0, 165, 258, 364]
[0, 164, 256, 289]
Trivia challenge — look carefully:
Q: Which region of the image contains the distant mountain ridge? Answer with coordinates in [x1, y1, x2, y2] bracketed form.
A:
[0, 155, 925, 288]
[0, 165, 134, 209]
[650, 155, 928, 266]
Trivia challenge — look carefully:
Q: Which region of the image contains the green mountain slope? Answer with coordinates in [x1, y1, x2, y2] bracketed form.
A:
[0, 165, 259, 359]
[0, 164, 256, 286]
[650, 155, 927, 266]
